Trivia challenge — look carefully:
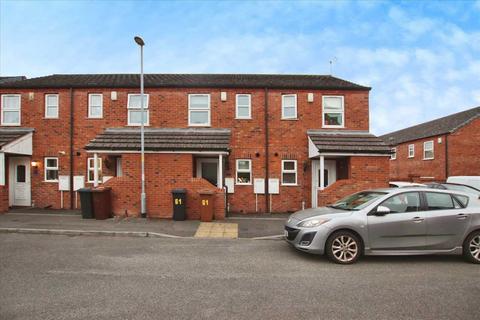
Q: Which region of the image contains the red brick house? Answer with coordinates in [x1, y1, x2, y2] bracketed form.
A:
[381, 106, 480, 182]
[0, 74, 390, 217]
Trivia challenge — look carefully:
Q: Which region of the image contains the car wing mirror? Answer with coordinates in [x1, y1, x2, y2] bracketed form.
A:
[375, 206, 390, 216]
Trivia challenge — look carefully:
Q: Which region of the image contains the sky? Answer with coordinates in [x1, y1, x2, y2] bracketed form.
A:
[1, 0, 479, 135]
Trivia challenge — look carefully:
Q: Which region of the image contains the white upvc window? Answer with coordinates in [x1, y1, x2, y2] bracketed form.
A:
[236, 159, 252, 185]
[281, 160, 297, 186]
[236, 94, 251, 119]
[1, 94, 21, 125]
[88, 93, 103, 118]
[408, 144, 415, 158]
[322, 96, 344, 128]
[127, 94, 149, 126]
[45, 94, 59, 118]
[423, 141, 434, 160]
[44, 157, 59, 182]
[188, 94, 210, 126]
[391, 148, 397, 160]
[281, 94, 297, 119]
[87, 157, 103, 182]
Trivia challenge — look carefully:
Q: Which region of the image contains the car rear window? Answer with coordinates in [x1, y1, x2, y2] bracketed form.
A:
[425, 192, 455, 210]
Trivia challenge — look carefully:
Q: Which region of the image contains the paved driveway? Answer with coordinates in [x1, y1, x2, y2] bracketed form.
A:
[1, 234, 479, 320]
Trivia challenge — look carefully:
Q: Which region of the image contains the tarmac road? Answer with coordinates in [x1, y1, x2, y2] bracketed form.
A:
[0, 233, 479, 320]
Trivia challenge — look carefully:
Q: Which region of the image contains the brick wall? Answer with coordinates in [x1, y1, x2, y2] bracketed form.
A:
[317, 156, 389, 207]
[388, 135, 447, 182]
[104, 153, 225, 219]
[0, 86, 371, 214]
[447, 117, 480, 176]
[0, 186, 8, 213]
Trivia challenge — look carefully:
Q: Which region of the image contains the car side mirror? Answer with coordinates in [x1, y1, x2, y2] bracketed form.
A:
[375, 206, 390, 216]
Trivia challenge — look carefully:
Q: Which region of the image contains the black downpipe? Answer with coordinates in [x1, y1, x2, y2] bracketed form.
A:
[69, 88, 74, 209]
[444, 134, 449, 181]
[264, 88, 270, 213]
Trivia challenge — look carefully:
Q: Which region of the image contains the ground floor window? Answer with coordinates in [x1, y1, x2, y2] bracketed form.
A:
[281, 160, 297, 185]
[87, 157, 102, 182]
[44, 157, 59, 182]
[236, 159, 251, 184]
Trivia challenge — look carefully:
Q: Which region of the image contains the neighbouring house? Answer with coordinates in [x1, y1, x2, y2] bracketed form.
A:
[0, 74, 391, 217]
[381, 106, 480, 183]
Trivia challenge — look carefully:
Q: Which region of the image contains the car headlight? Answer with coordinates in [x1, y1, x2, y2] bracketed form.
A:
[297, 219, 329, 228]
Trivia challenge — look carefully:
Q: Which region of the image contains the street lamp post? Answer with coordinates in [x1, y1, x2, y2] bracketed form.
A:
[134, 36, 147, 218]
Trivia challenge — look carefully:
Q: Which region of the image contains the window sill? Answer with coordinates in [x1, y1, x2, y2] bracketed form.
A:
[126, 124, 150, 127]
[423, 158, 434, 161]
[281, 118, 298, 121]
[235, 183, 252, 186]
[0, 123, 21, 126]
[235, 117, 252, 120]
[44, 180, 59, 183]
[322, 125, 345, 129]
[87, 117, 103, 119]
[43, 117, 60, 120]
[281, 184, 298, 187]
[390, 159, 396, 161]
[188, 124, 211, 127]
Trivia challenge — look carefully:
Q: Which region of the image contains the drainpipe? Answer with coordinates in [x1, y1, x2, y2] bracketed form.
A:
[69, 88, 74, 209]
[444, 134, 449, 181]
[264, 87, 270, 213]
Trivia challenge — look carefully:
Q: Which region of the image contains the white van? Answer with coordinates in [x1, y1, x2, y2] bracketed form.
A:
[447, 176, 480, 190]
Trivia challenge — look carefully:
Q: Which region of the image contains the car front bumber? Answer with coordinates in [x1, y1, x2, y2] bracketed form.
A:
[284, 218, 330, 255]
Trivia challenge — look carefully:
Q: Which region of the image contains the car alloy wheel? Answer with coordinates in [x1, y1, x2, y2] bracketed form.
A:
[463, 231, 480, 264]
[326, 231, 361, 264]
[469, 235, 480, 262]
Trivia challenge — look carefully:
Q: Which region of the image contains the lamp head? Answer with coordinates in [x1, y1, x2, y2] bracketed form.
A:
[134, 36, 145, 46]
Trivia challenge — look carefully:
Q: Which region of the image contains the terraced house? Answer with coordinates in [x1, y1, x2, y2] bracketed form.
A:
[381, 106, 480, 182]
[0, 74, 390, 218]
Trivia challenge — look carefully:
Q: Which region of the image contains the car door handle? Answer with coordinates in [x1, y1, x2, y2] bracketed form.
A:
[412, 217, 424, 223]
[457, 214, 469, 220]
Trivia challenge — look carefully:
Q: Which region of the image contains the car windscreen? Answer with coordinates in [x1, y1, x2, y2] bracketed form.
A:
[329, 191, 387, 211]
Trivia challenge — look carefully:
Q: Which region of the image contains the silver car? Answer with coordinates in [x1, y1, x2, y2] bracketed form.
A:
[285, 188, 480, 264]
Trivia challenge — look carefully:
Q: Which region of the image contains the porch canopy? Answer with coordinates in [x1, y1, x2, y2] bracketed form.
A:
[0, 128, 34, 185]
[308, 130, 390, 192]
[85, 127, 231, 187]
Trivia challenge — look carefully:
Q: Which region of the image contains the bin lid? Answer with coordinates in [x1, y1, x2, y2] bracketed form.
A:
[78, 188, 93, 192]
[172, 188, 187, 194]
[91, 186, 112, 192]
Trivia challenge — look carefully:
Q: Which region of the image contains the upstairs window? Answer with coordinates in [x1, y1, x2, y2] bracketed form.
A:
[391, 148, 397, 160]
[281, 160, 297, 185]
[1, 94, 21, 125]
[322, 96, 344, 127]
[45, 94, 59, 118]
[281, 94, 297, 119]
[44, 157, 59, 182]
[188, 94, 210, 126]
[423, 141, 434, 160]
[236, 94, 251, 119]
[87, 157, 103, 183]
[236, 159, 252, 185]
[88, 94, 103, 118]
[127, 94, 149, 126]
[408, 144, 415, 158]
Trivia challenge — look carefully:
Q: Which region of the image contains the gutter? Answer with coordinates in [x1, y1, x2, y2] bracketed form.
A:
[69, 88, 74, 209]
[264, 87, 270, 213]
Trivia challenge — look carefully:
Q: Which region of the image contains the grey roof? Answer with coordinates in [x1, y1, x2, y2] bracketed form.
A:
[0, 74, 370, 90]
[308, 130, 391, 154]
[0, 128, 34, 148]
[380, 106, 480, 145]
[0, 76, 26, 84]
[85, 128, 231, 152]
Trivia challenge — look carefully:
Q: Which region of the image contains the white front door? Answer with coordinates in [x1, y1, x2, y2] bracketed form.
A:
[9, 157, 31, 206]
[196, 158, 218, 187]
[311, 159, 337, 208]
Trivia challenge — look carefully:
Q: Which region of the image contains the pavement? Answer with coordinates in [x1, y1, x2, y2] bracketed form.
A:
[0, 209, 288, 239]
[1, 233, 479, 320]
